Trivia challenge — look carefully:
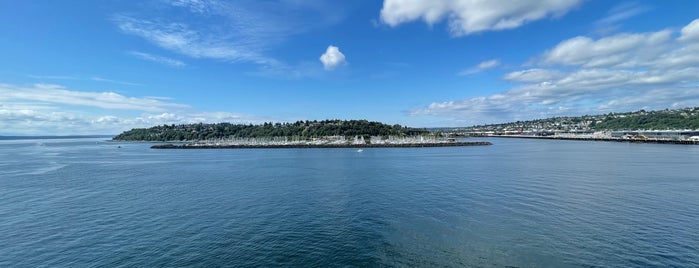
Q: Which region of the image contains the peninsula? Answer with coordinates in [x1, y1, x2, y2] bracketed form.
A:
[113, 120, 492, 149]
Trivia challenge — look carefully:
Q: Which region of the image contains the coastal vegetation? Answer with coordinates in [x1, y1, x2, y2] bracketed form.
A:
[113, 119, 427, 141]
[455, 107, 699, 133]
[592, 108, 699, 130]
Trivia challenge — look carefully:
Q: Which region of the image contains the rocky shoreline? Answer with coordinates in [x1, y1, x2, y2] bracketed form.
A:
[151, 141, 492, 149]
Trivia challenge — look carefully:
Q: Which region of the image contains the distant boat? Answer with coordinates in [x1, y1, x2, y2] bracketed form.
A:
[357, 149, 363, 153]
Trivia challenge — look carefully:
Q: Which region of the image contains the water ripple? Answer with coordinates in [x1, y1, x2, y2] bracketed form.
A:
[0, 139, 698, 267]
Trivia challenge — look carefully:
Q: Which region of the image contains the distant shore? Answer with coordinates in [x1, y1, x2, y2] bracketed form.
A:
[0, 135, 113, 140]
[490, 135, 699, 145]
[151, 141, 492, 149]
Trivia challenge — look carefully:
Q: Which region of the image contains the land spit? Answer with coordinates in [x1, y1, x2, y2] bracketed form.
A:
[152, 141, 492, 149]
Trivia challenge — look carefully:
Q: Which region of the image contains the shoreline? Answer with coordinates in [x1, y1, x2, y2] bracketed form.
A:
[151, 141, 492, 149]
[489, 135, 699, 145]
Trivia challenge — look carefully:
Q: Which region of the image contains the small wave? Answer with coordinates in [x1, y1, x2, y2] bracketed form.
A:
[19, 162, 68, 175]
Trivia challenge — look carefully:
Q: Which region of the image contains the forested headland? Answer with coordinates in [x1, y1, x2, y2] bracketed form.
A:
[113, 119, 427, 141]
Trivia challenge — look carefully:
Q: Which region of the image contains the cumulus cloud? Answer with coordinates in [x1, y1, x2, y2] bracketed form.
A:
[679, 18, 699, 42]
[542, 30, 672, 68]
[319, 45, 347, 70]
[380, 0, 582, 36]
[411, 18, 699, 125]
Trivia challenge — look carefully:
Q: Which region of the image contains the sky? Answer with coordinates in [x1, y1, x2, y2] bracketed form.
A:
[2, 0, 699, 135]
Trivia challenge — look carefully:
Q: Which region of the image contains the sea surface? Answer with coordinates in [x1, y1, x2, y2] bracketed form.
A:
[1, 137, 698, 267]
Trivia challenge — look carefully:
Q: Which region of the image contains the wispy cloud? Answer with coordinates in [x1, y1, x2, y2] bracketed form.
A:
[128, 51, 186, 68]
[28, 74, 142, 86]
[594, 2, 650, 30]
[111, 0, 350, 72]
[27, 75, 79, 80]
[90, 77, 143, 86]
[0, 109, 267, 135]
[0, 82, 269, 135]
[113, 14, 278, 65]
[411, 18, 699, 125]
[0, 83, 186, 112]
[458, 59, 500, 76]
[380, 0, 582, 36]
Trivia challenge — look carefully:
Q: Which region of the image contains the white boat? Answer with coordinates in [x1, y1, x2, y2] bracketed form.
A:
[356, 149, 363, 153]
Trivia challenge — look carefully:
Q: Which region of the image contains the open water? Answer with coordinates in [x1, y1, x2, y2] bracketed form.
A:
[1, 137, 698, 267]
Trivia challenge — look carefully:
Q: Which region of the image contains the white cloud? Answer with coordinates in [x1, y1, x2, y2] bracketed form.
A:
[477, 59, 500, 69]
[594, 2, 650, 27]
[319, 45, 347, 70]
[0, 109, 266, 135]
[28, 74, 142, 86]
[679, 18, 699, 42]
[0, 83, 187, 112]
[542, 30, 672, 68]
[27, 75, 78, 80]
[90, 77, 143, 86]
[0, 83, 268, 135]
[503, 68, 563, 83]
[113, 15, 277, 65]
[100, 111, 263, 127]
[458, 59, 500, 75]
[128, 51, 186, 68]
[169, 0, 215, 14]
[380, 0, 582, 36]
[411, 18, 699, 125]
[112, 1, 352, 72]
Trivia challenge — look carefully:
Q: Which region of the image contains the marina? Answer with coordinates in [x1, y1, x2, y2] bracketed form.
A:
[150, 136, 492, 149]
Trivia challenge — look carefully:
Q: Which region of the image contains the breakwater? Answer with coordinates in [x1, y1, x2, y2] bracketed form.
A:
[491, 135, 699, 145]
[151, 141, 492, 149]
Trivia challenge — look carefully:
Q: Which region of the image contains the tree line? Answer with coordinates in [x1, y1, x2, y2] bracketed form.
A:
[113, 119, 427, 141]
[591, 108, 699, 130]
[463, 107, 699, 131]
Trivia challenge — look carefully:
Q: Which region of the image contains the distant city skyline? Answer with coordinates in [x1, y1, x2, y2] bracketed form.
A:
[2, 0, 699, 135]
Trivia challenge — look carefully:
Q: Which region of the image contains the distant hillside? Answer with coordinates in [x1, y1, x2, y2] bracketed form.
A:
[113, 120, 427, 141]
[460, 107, 699, 132]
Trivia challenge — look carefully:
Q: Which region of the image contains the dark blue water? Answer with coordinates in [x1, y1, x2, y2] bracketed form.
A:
[1, 138, 698, 267]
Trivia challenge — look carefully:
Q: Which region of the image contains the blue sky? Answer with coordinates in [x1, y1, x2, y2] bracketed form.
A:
[2, 0, 699, 135]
